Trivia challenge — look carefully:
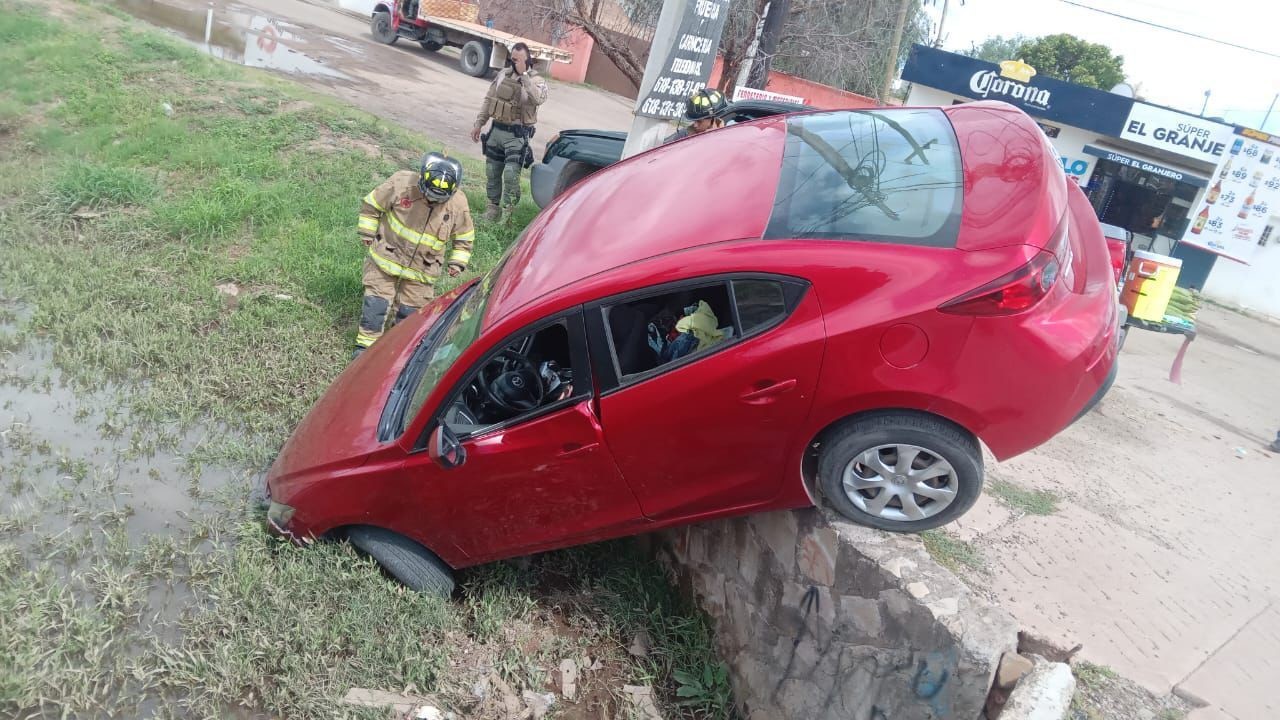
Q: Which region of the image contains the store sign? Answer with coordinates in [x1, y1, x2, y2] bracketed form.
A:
[732, 86, 805, 105]
[1082, 145, 1209, 188]
[1120, 103, 1236, 164]
[1180, 128, 1280, 263]
[635, 0, 731, 120]
[1058, 155, 1094, 185]
[901, 45, 1132, 136]
[968, 60, 1051, 110]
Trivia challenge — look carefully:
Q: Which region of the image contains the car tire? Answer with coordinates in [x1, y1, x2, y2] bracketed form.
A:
[459, 40, 491, 77]
[345, 526, 455, 597]
[370, 11, 398, 45]
[554, 160, 600, 199]
[420, 40, 442, 52]
[817, 413, 983, 532]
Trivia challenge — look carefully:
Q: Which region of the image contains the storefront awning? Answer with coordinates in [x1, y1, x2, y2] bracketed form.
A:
[1082, 145, 1210, 188]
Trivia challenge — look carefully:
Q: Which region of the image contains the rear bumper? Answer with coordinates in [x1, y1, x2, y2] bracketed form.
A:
[1071, 350, 1118, 424]
[531, 155, 567, 208]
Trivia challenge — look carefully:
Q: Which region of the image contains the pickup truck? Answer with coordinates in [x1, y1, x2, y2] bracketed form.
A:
[531, 98, 808, 208]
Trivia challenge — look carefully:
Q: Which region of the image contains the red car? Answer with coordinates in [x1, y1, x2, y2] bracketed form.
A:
[266, 101, 1119, 595]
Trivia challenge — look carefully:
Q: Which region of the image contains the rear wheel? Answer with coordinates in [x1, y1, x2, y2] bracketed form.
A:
[345, 526, 455, 597]
[817, 413, 983, 532]
[370, 11, 398, 45]
[420, 39, 443, 51]
[459, 40, 491, 77]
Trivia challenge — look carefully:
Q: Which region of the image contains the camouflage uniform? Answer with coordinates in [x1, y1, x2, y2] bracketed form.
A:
[474, 68, 548, 210]
[355, 170, 474, 349]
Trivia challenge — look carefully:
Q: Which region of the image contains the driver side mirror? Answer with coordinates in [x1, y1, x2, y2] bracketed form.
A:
[428, 423, 467, 469]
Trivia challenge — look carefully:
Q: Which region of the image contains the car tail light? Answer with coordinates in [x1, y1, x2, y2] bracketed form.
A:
[940, 250, 1061, 316]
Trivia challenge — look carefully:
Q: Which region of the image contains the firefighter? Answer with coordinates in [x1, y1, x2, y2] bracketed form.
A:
[354, 152, 474, 358]
[470, 42, 548, 221]
[663, 88, 728, 145]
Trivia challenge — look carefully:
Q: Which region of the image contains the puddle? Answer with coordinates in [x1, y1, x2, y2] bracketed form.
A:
[112, 0, 350, 80]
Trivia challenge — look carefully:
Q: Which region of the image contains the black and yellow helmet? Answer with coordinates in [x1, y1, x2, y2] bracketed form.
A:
[419, 152, 463, 203]
[684, 88, 727, 121]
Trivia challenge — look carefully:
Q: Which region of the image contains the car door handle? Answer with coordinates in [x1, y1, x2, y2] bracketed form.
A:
[557, 442, 599, 458]
[740, 379, 797, 404]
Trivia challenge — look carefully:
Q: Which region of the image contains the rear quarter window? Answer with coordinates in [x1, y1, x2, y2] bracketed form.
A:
[766, 109, 963, 247]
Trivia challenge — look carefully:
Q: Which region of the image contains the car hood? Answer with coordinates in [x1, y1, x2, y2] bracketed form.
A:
[267, 283, 474, 484]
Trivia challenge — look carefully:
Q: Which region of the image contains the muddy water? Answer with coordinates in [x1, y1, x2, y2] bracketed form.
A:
[112, 0, 352, 80]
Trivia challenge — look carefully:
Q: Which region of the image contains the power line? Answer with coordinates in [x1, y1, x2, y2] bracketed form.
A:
[1055, 0, 1280, 60]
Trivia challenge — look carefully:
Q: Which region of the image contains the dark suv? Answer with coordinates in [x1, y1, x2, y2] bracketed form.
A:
[530, 98, 809, 208]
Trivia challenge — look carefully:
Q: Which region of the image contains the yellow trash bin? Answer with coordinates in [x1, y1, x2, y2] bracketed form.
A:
[1121, 250, 1183, 323]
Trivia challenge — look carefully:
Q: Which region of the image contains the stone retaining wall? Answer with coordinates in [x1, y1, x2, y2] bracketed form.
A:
[652, 508, 1019, 720]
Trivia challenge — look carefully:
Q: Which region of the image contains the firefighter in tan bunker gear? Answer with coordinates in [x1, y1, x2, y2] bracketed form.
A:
[354, 152, 473, 358]
[470, 42, 548, 220]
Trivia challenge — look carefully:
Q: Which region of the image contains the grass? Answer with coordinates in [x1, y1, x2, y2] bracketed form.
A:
[988, 478, 1059, 516]
[0, 2, 728, 718]
[921, 529, 984, 574]
[1073, 661, 1119, 689]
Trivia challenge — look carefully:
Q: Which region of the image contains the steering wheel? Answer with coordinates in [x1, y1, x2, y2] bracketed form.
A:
[479, 349, 545, 413]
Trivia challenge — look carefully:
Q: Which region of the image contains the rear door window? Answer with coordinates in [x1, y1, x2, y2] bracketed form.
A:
[766, 109, 963, 247]
[592, 275, 807, 389]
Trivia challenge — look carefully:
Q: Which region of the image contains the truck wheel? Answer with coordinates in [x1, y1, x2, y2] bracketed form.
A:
[459, 40, 491, 77]
[554, 160, 600, 199]
[346, 526, 455, 597]
[371, 11, 398, 45]
[420, 40, 443, 52]
[817, 412, 983, 532]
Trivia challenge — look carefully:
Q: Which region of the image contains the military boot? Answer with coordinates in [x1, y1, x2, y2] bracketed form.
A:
[483, 203, 500, 221]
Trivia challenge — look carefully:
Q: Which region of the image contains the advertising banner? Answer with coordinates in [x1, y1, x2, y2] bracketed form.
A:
[635, 0, 731, 120]
[1181, 128, 1280, 263]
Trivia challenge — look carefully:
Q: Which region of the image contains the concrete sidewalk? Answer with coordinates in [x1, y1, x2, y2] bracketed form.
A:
[948, 305, 1280, 719]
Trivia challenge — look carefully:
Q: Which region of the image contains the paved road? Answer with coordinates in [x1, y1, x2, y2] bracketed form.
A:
[951, 305, 1280, 719]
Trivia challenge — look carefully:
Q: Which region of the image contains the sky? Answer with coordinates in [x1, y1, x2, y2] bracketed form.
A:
[922, 0, 1280, 132]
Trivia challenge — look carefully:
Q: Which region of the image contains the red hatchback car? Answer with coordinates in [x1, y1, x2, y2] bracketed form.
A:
[266, 101, 1119, 594]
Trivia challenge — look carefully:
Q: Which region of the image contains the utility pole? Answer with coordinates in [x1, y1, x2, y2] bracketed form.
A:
[881, 0, 912, 101]
[745, 0, 789, 89]
[932, 0, 950, 47]
[1200, 89, 1211, 117]
[1263, 92, 1278, 131]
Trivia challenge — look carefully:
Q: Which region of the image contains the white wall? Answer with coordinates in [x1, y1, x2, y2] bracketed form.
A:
[1203, 215, 1280, 319]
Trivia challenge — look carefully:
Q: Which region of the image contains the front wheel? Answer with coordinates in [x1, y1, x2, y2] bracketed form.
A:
[370, 11, 398, 45]
[345, 526, 455, 596]
[420, 40, 443, 51]
[817, 413, 983, 532]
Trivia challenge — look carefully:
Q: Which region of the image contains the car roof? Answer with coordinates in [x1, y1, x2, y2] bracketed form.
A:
[484, 117, 790, 324]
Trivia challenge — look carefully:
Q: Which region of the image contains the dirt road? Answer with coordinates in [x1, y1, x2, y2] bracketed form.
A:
[113, 0, 636, 160]
[950, 305, 1280, 720]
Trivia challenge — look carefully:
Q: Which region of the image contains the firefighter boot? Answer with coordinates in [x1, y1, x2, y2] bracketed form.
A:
[483, 203, 500, 220]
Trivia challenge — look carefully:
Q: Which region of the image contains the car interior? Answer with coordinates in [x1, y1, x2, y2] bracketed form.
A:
[441, 320, 576, 435]
[604, 282, 738, 378]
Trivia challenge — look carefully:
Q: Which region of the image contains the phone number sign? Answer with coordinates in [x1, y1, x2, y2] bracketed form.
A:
[636, 0, 731, 120]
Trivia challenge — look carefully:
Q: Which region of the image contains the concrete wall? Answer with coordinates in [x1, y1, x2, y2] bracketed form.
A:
[653, 509, 1019, 720]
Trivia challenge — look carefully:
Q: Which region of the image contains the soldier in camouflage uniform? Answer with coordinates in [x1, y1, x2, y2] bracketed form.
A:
[470, 42, 548, 220]
[354, 152, 474, 358]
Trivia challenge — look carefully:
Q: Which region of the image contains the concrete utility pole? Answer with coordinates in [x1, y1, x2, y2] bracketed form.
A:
[621, 0, 691, 159]
[881, 0, 911, 101]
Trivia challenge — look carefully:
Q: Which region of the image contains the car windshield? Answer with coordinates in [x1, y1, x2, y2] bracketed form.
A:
[395, 255, 509, 436]
[766, 109, 963, 247]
